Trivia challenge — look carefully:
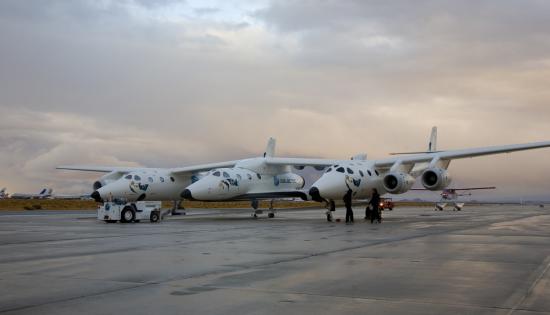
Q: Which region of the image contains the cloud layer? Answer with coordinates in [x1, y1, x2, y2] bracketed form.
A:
[1, 0, 549, 200]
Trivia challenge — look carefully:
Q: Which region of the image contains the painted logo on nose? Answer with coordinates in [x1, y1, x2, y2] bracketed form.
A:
[129, 181, 149, 193]
[345, 175, 361, 188]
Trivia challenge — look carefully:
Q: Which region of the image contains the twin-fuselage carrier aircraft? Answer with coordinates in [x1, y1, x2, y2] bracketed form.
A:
[58, 128, 550, 221]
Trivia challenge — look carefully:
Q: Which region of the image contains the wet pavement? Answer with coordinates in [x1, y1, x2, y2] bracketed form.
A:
[0, 205, 549, 314]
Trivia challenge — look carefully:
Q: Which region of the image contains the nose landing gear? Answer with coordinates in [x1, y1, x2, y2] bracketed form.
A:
[325, 199, 335, 222]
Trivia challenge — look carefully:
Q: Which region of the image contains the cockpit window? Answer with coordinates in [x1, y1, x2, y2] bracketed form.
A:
[359, 170, 364, 177]
[326, 168, 332, 173]
[374, 170, 379, 176]
[257, 173, 261, 179]
[236, 174, 242, 181]
[213, 171, 221, 177]
[223, 172, 230, 178]
[336, 167, 345, 173]
[346, 168, 354, 174]
[367, 170, 372, 176]
[148, 177, 153, 183]
[125, 175, 132, 180]
[160, 177, 165, 182]
[170, 177, 175, 182]
[134, 175, 141, 181]
[247, 174, 252, 180]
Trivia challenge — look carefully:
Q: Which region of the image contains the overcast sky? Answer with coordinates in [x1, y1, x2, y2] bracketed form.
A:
[1, 0, 549, 200]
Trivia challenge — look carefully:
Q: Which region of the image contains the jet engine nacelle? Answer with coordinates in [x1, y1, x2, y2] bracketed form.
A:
[93, 172, 124, 190]
[421, 168, 452, 190]
[383, 172, 416, 194]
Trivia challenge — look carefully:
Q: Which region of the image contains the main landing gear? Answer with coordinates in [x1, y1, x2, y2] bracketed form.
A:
[250, 199, 276, 218]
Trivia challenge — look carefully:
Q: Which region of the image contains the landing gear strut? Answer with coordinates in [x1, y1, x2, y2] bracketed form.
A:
[268, 199, 275, 218]
[171, 200, 185, 216]
[325, 199, 335, 222]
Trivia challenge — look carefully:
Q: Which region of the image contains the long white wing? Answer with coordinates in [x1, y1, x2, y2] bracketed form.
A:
[265, 157, 340, 167]
[57, 160, 240, 175]
[374, 141, 550, 168]
[168, 160, 240, 174]
[56, 166, 141, 173]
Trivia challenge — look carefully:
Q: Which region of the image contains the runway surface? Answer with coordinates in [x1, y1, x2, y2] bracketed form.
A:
[0, 205, 549, 314]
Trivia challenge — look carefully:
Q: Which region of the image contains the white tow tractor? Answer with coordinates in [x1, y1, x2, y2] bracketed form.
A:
[98, 200, 162, 223]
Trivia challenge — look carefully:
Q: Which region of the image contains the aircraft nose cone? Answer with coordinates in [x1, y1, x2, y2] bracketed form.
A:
[309, 186, 324, 202]
[181, 189, 193, 200]
[91, 191, 103, 203]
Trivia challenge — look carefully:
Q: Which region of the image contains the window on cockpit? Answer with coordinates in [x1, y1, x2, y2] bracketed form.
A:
[346, 168, 354, 174]
[374, 170, 379, 176]
[326, 168, 332, 173]
[134, 175, 141, 181]
[257, 173, 261, 179]
[125, 175, 132, 180]
[236, 174, 242, 181]
[247, 174, 252, 180]
[213, 171, 221, 177]
[223, 172, 230, 178]
[148, 177, 153, 183]
[160, 177, 165, 183]
[359, 170, 364, 177]
[170, 177, 175, 182]
[367, 170, 372, 176]
[336, 167, 345, 173]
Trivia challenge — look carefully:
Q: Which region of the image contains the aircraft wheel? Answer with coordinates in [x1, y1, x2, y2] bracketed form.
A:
[150, 211, 160, 222]
[329, 200, 336, 212]
[326, 211, 333, 222]
[268, 212, 275, 218]
[120, 207, 135, 223]
[253, 213, 258, 219]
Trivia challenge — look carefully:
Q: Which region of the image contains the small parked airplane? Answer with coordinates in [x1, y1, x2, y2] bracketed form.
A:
[411, 186, 496, 211]
[10, 188, 53, 199]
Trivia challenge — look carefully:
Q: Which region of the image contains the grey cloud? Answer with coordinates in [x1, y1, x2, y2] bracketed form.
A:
[0, 1, 549, 199]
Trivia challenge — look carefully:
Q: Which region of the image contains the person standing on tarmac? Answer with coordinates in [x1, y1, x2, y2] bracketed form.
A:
[343, 188, 354, 224]
[369, 188, 381, 224]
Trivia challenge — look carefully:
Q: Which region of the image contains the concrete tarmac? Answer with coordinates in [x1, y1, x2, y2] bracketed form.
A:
[0, 205, 549, 314]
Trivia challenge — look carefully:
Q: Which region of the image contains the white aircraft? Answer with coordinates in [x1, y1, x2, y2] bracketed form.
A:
[412, 186, 496, 211]
[10, 188, 53, 199]
[58, 139, 311, 217]
[51, 192, 94, 200]
[0, 188, 8, 199]
[181, 138, 311, 213]
[294, 128, 550, 220]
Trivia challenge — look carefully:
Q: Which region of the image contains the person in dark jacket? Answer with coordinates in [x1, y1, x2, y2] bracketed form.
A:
[343, 188, 354, 224]
[369, 188, 381, 224]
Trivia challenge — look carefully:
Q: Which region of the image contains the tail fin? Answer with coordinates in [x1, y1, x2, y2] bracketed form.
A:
[263, 137, 276, 158]
[390, 126, 440, 155]
[428, 126, 437, 152]
[39, 188, 47, 195]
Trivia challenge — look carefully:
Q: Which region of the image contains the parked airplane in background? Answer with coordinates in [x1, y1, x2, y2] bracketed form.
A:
[10, 188, 53, 199]
[411, 186, 496, 211]
[0, 188, 8, 199]
[58, 139, 315, 217]
[51, 192, 93, 200]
